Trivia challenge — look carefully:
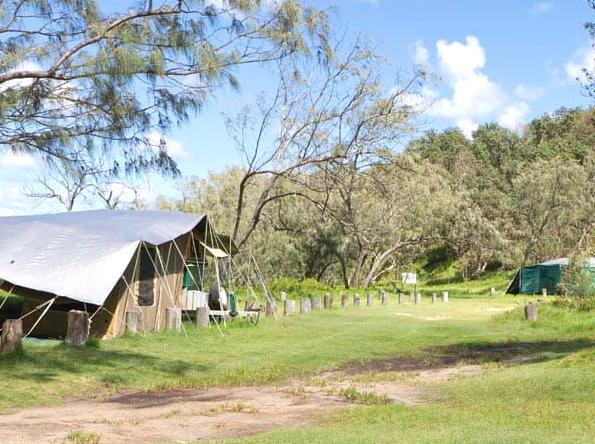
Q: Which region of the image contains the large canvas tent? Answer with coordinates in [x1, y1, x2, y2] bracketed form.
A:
[0, 210, 223, 338]
[506, 257, 595, 295]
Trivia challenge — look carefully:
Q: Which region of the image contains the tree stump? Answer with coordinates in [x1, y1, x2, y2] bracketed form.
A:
[311, 296, 322, 311]
[125, 311, 140, 334]
[324, 293, 333, 309]
[380, 290, 388, 305]
[353, 294, 361, 307]
[65, 310, 89, 347]
[415, 293, 421, 305]
[165, 307, 182, 331]
[1, 319, 22, 354]
[398, 293, 404, 305]
[367, 293, 374, 307]
[525, 302, 538, 321]
[300, 297, 311, 314]
[341, 293, 349, 308]
[284, 300, 296, 316]
[442, 291, 449, 303]
[196, 306, 210, 327]
[265, 299, 277, 317]
[431, 293, 437, 304]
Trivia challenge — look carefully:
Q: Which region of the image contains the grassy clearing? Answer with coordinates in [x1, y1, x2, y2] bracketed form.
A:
[0, 276, 593, 442]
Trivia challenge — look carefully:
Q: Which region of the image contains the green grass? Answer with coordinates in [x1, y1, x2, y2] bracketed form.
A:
[0, 276, 593, 443]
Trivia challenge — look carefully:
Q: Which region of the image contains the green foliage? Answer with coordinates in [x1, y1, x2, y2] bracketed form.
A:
[269, 278, 332, 298]
[339, 387, 390, 405]
[558, 253, 595, 297]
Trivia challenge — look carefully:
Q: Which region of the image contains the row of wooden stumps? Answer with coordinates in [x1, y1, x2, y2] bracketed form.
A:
[279, 290, 450, 316]
[0, 309, 90, 353]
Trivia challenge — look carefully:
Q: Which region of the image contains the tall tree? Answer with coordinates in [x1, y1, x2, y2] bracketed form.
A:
[0, 0, 329, 174]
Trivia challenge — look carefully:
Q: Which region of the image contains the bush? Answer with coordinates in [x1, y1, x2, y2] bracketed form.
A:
[558, 253, 595, 297]
[269, 277, 332, 298]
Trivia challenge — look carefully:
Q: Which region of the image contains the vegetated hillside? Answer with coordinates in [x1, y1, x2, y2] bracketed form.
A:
[162, 107, 595, 288]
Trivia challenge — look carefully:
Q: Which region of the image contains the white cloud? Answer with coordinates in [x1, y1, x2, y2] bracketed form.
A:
[426, 36, 534, 137]
[565, 45, 595, 83]
[514, 84, 544, 101]
[146, 132, 190, 159]
[498, 102, 530, 132]
[529, 1, 554, 15]
[0, 151, 39, 169]
[413, 40, 429, 66]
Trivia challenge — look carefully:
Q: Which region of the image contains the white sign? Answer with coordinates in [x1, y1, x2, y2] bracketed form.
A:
[401, 272, 417, 285]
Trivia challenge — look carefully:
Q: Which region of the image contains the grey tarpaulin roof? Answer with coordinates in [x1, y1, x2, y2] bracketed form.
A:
[539, 257, 595, 266]
[0, 210, 206, 305]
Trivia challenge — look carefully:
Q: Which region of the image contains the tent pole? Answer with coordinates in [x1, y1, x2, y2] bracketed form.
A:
[24, 296, 57, 339]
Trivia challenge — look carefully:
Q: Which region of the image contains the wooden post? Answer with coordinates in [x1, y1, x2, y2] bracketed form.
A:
[265, 299, 277, 317]
[415, 292, 421, 305]
[367, 293, 374, 307]
[279, 291, 287, 301]
[284, 299, 296, 316]
[311, 296, 322, 311]
[165, 307, 182, 331]
[300, 297, 311, 314]
[65, 310, 89, 347]
[341, 293, 349, 308]
[525, 302, 538, 321]
[431, 293, 437, 304]
[323, 293, 333, 309]
[125, 311, 140, 334]
[490, 287, 496, 297]
[442, 291, 449, 303]
[1, 319, 22, 354]
[196, 306, 210, 327]
[380, 290, 388, 305]
[541, 288, 548, 298]
[398, 293, 404, 305]
[409, 291, 415, 303]
[353, 294, 361, 307]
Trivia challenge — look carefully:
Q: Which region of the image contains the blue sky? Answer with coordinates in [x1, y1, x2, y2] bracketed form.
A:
[0, 0, 593, 215]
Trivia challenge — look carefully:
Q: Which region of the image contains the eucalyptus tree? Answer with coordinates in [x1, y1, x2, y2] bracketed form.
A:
[0, 0, 329, 177]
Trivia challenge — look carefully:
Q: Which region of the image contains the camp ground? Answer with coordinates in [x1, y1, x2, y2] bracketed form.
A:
[0, 210, 264, 340]
[506, 257, 595, 295]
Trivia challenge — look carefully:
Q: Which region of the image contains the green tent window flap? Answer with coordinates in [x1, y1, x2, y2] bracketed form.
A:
[506, 257, 595, 295]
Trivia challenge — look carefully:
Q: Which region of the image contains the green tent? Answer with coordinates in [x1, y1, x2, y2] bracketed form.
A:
[506, 258, 595, 295]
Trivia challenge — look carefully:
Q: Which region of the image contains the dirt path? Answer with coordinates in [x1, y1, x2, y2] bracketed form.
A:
[0, 366, 456, 444]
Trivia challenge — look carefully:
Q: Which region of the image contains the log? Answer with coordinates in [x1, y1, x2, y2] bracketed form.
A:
[165, 307, 182, 331]
[431, 293, 437, 304]
[125, 311, 140, 334]
[196, 306, 210, 327]
[341, 293, 349, 308]
[380, 290, 388, 305]
[367, 293, 374, 307]
[525, 302, 538, 321]
[324, 293, 333, 309]
[65, 310, 89, 347]
[1, 319, 22, 354]
[311, 296, 322, 311]
[265, 299, 277, 317]
[353, 294, 361, 307]
[284, 299, 296, 316]
[398, 293, 404, 305]
[415, 293, 421, 305]
[300, 297, 311, 314]
[442, 291, 449, 303]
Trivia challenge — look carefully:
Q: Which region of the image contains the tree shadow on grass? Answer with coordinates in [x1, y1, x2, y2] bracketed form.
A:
[343, 339, 595, 374]
[0, 346, 210, 384]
